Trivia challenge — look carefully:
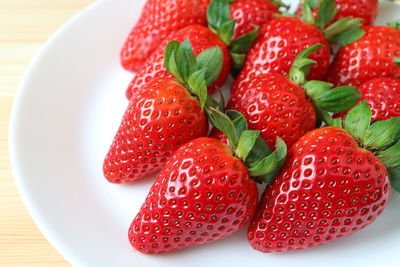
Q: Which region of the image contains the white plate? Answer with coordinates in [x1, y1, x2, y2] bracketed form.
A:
[9, 0, 400, 266]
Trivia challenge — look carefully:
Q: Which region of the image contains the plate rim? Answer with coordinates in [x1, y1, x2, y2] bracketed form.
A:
[8, 0, 400, 266]
[8, 1, 108, 265]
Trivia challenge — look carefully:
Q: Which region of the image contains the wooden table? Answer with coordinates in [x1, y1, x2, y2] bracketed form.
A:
[2, 1, 400, 266]
[0, 1, 95, 265]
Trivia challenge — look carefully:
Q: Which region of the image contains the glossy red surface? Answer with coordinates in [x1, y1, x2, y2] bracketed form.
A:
[325, 26, 400, 87]
[335, 77, 400, 120]
[121, 0, 210, 71]
[296, 0, 378, 27]
[232, 16, 330, 94]
[103, 78, 209, 183]
[128, 137, 258, 254]
[228, 73, 316, 150]
[230, 0, 280, 40]
[248, 127, 391, 252]
[125, 25, 231, 100]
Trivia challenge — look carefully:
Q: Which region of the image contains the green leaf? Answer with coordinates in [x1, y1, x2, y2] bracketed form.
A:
[290, 58, 316, 85]
[304, 80, 333, 99]
[378, 139, 400, 167]
[198, 81, 208, 109]
[301, 0, 316, 25]
[253, 171, 280, 184]
[394, 57, 400, 68]
[276, 12, 300, 18]
[289, 44, 322, 85]
[246, 136, 273, 168]
[313, 86, 361, 113]
[168, 50, 184, 83]
[217, 87, 226, 112]
[207, 107, 238, 148]
[275, 137, 287, 168]
[207, 0, 231, 32]
[219, 20, 236, 45]
[387, 165, 400, 193]
[227, 110, 248, 138]
[343, 101, 371, 141]
[176, 39, 198, 83]
[196, 46, 224, 86]
[331, 117, 343, 128]
[205, 96, 220, 110]
[328, 26, 365, 47]
[248, 151, 278, 177]
[246, 138, 286, 184]
[236, 130, 260, 161]
[323, 17, 361, 39]
[164, 41, 180, 75]
[188, 68, 206, 96]
[230, 52, 247, 70]
[388, 20, 400, 30]
[315, 0, 336, 30]
[230, 25, 259, 53]
[361, 118, 400, 150]
[308, 0, 319, 10]
[269, 0, 290, 9]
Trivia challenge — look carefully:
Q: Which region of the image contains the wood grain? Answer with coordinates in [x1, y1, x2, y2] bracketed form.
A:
[0, 1, 95, 265]
[2, 0, 400, 266]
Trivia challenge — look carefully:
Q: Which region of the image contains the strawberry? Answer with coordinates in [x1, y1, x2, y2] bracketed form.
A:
[248, 102, 400, 252]
[129, 109, 288, 253]
[124, 25, 231, 99]
[335, 77, 400, 121]
[213, 45, 361, 150]
[296, 0, 378, 27]
[230, 0, 282, 40]
[325, 22, 400, 87]
[120, 0, 210, 71]
[231, 0, 365, 93]
[125, 0, 271, 100]
[104, 40, 223, 183]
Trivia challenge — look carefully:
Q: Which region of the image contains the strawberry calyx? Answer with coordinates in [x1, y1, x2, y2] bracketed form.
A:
[269, 0, 290, 10]
[388, 20, 400, 30]
[329, 101, 400, 193]
[207, 107, 287, 183]
[207, 0, 260, 70]
[300, 0, 365, 46]
[288, 44, 361, 126]
[394, 57, 400, 68]
[164, 39, 223, 109]
[288, 44, 322, 86]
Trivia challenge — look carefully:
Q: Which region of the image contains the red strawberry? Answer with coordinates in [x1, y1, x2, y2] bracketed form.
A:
[214, 45, 361, 150]
[296, 0, 378, 27]
[248, 102, 400, 252]
[120, 0, 210, 71]
[335, 77, 400, 120]
[231, 0, 364, 93]
[104, 40, 224, 183]
[325, 24, 400, 87]
[228, 73, 316, 149]
[129, 110, 288, 253]
[230, 0, 281, 40]
[125, 0, 275, 100]
[231, 16, 330, 92]
[104, 78, 209, 183]
[128, 137, 258, 253]
[125, 25, 231, 100]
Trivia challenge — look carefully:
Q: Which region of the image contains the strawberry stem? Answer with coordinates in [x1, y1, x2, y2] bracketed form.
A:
[206, 107, 287, 184]
[163, 39, 224, 109]
[207, 0, 260, 72]
[299, 0, 365, 46]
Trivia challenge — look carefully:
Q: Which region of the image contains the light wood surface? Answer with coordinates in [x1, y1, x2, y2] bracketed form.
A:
[0, 1, 95, 265]
[2, 1, 400, 266]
